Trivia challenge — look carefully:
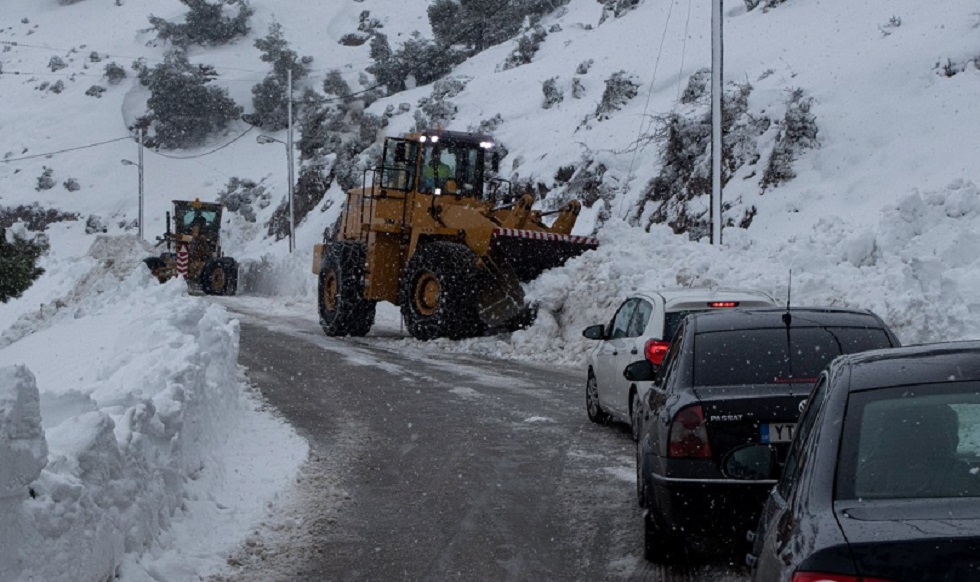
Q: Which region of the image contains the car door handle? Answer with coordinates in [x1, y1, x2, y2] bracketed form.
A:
[630, 348, 638, 355]
[612, 350, 618, 356]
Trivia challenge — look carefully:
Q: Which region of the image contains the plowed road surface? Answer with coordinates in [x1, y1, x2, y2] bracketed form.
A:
[212, 299, 749, 582]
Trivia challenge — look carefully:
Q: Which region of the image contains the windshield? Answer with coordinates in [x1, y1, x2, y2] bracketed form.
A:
[692, 327, 893, 387]
[420, 142, 484, 197]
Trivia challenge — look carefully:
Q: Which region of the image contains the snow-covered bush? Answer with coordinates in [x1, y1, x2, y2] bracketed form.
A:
[0, 227, 47, 303]
[760, 88, 818, 190]
[35, 167, 55, 191]
[84, 85, 105, 98]
[84, 215, 106, 234]
[680, 68, 710, 104]
[250, 21, 313, 131]
[148, 0, 253, 47]
[639, 81, 768, 235]
[217, 177, 271, 223]
[428, 0, 568, 53]
[62, 178, 80, 191]
[103, 61, 126, 85]
[135, 51, 242, 149]
[598, 0, 641, 23]
[500, 26, 548, 70]
[367, 32, 467, 95]
[744, 0, 789, 12]
[594, 70, 639, 121]
[47, 56, 67, 72]
[0, 204, 79, 232]
[542, 77, 563, 109]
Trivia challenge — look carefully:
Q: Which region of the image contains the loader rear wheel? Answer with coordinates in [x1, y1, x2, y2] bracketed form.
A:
[319, 241, 376, 336]
[400, 241, 485, 341]
[201, 258, 238, 296]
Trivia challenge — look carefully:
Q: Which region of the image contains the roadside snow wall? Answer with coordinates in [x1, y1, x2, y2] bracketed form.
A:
[0, 235, 245, 582]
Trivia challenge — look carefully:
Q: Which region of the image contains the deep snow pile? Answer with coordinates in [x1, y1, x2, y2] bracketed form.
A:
[405, 179, 980, 368]
[0, 235, 306, 582]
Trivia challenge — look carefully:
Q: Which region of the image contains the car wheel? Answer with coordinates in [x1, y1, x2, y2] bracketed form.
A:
[586, 373, 609, 424]
[630, 390, 642, 443]
[643, 507, 684, 564]
[635, 441, 646, 508]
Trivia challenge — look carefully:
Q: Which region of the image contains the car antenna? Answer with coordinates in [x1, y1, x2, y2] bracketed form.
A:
[782, 269, 792, 327]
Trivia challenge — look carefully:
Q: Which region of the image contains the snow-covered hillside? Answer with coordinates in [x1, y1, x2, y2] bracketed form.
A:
[2, 0, 980, 580]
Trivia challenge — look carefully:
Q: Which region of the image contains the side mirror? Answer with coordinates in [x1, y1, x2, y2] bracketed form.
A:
[394, 142, 407, 163]
[624, 360, 659, 382]
[582, 324, 605, 340]
[722, 444, 778, 480]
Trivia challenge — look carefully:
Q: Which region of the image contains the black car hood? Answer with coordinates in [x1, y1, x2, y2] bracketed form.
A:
[834, 499, 980, 581]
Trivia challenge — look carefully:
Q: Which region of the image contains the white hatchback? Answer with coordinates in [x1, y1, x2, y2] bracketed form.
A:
[582, 288, 778, 440]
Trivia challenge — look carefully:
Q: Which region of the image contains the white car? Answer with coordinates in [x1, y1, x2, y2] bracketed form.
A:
[582, 288, 778, 440]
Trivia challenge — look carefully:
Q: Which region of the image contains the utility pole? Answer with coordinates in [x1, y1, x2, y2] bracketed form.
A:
[121, 128, 145, 239]
[286, 68, 295, 253]
[137, 128, 144, 240]
[711, 0, 723, 246]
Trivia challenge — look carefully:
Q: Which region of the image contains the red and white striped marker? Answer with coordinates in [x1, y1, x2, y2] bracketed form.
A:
[176, 245, 189, 278]
[491, 227, 599, 247]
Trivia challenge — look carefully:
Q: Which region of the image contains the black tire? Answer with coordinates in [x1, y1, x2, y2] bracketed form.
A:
[586, 373, 610, 424]
[636, 441, 647, 508]
[643, 496, 685, 563]
[201, 258, 236, 296]
[630, 389, 642, 443]
[318, 241, 376, 336]
[399, 241, 485, 340]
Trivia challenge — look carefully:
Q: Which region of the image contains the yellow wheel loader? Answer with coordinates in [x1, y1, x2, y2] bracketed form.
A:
[144, 199, 239, 296]
[312, 129, 597, 340]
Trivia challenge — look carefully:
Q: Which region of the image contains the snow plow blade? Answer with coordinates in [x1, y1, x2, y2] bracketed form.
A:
[488, 228, 598, 282]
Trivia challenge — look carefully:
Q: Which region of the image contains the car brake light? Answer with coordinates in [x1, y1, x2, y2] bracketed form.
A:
[708, 301, 739, 308]
[668, 405, 712, 458]
[792, 573, 897, 582]
[644, 339, 670, 365]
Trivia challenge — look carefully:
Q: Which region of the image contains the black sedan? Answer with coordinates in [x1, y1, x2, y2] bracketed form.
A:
[631, 308, 900, 563]
[749, 341, 980, 582]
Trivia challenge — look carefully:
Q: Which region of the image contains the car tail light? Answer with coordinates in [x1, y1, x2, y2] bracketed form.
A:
[792, 573, 897, 582]
[668, 405, 712, 458]
[708, 301, 739, 308]
[644, 339, 670, 365]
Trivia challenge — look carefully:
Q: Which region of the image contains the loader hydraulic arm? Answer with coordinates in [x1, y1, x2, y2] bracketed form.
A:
[548, 200, 582, 235]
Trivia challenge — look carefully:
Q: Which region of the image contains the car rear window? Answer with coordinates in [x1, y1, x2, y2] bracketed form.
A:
[692, 327, 893, 387]
[837, 383, 980, 500]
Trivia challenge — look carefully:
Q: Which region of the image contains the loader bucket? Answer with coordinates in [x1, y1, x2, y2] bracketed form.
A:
[488, 228, 598, 283]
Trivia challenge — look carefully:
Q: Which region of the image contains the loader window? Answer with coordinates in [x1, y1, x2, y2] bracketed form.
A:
[178, 208, 218, 235]
[421, 143, 484, 198]
[381, 139, 416, 191]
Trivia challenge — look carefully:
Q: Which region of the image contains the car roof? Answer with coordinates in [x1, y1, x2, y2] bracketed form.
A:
[685, 307, 885, 333]
[835, 340, 980, 391]
[631, 288, 777, 308]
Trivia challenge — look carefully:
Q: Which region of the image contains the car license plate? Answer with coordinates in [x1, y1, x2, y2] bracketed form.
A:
[761, 422, 796, 443]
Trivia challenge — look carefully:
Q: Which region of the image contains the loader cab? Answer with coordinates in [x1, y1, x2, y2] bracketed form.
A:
[173, 201, 221, 239]
[387, 130, 501, 200]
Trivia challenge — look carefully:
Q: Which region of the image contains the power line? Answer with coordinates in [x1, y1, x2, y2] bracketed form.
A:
[148, 125, 254, 159]
[0, 70, 103, 78]
[620, 0, 677, 219]
[0, 136, 132, 163]
[0, 40, 267, 74]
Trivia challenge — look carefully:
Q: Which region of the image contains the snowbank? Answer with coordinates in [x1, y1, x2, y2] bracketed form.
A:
[0, 236, 307, 582]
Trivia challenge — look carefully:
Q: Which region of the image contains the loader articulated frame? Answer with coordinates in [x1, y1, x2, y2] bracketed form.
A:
[313, 129, 597, 340]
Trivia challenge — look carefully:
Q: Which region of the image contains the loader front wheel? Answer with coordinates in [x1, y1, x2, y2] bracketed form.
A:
[319, 241, 376, 336]
[400, 242, 485, 341]
[201, 258, 238, 296]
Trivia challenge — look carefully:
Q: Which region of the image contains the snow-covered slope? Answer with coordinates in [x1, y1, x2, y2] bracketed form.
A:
[2, 0, 980, 580]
